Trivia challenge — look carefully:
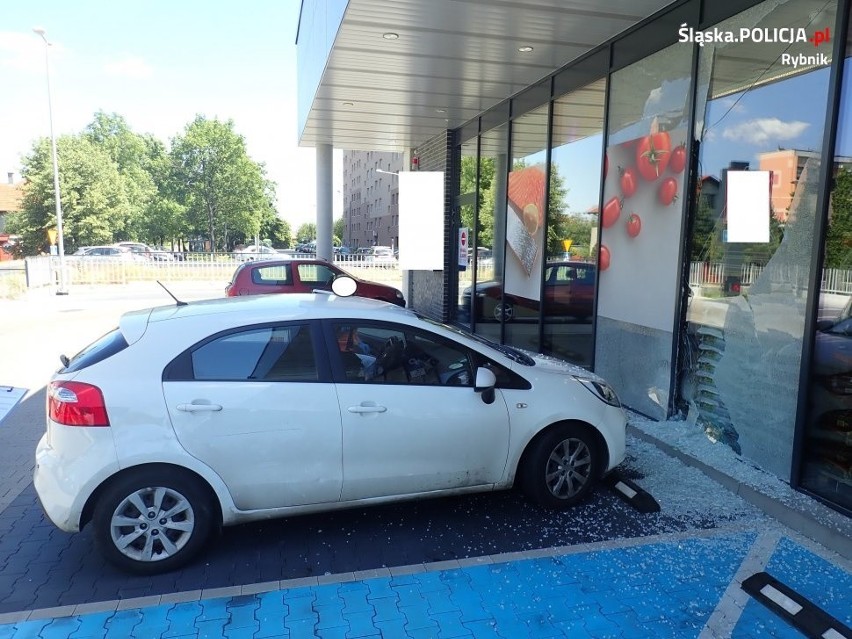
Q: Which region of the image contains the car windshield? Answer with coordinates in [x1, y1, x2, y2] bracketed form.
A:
[418, 316, 535, 366]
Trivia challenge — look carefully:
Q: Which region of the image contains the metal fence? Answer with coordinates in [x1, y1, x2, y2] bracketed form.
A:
[20, 253, 403, 289]
[688, 261, 852, 294]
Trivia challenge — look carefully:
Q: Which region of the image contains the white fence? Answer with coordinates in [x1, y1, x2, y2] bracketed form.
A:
[21, 253, 402, 289]
[688, 261, 852, 295]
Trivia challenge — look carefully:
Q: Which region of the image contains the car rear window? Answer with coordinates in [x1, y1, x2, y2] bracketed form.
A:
[61, 328, 129, 373]
[251, 264, 292, 286]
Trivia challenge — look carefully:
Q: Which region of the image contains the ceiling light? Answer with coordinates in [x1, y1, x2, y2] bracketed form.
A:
[518, 45, 534, 53]
[436, 108, 447, 113]
[342, 101, 354, 106]
[382, 32, 399, 40]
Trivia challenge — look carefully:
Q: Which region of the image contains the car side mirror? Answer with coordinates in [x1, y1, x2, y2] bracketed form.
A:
[474, 367, 497, 404]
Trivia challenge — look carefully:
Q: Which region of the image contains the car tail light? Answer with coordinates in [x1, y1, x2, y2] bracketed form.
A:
[47, 381, 110, 427]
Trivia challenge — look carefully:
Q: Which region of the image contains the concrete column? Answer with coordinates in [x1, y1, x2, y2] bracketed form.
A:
[316, 143, 334, 262]
[400, 148, 412, 306]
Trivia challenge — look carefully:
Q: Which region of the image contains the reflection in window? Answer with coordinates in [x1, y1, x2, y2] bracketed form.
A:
[503, 104, 549, 353]
[454, 139, 478, 328]
[680, 0, 836, 481]
[192, 325, 317, 381]
[545, 78, 606, 368]
[473, 124, 509, 345]
[802, 20, 852, 511]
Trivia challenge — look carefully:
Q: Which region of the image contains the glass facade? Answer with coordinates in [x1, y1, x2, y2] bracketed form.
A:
[544, 79, 607, 367]
[802, 19, 852, 511]
[680, 0, 837, 480]
[444, 0, 851, 513]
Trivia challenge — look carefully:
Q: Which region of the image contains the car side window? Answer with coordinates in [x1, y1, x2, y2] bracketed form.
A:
[331, 322, 474, 387]
[252, 264, 292, 286]
[298, 263, 336, 285]
[190, 324, 318, 381]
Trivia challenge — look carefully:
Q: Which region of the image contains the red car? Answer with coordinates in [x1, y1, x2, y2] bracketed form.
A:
[225, 258, 406, 306]
[463, 261, 596, 321]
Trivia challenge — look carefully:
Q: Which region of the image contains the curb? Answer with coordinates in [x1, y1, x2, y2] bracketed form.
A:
[628, 425, 852, 561]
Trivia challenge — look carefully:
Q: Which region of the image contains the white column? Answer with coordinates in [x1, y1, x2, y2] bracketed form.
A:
[316, 143, 334, 262]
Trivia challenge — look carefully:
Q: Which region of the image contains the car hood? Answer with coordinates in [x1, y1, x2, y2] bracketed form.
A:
[519, 349, 606, 382]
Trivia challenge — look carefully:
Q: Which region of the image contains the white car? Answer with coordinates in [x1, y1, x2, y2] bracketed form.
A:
[232, 245, 278, 262]
[35, 288, 626, 574]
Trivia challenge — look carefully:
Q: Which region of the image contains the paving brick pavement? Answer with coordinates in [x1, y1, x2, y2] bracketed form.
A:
[0, 529, 848, 638]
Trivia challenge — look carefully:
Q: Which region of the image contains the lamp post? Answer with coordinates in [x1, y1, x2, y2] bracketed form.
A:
[33, 26, 68, 295]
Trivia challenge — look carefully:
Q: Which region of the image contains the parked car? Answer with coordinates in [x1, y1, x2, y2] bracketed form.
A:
[225, 258, 405, 306]
[117, 241, 176, 262]
[232, 245, 279, 262]
[807, 296, 852, 504]
[71, 245, 145, 262]
[35, 290, 626, 573]
[463, 261, 596, 322]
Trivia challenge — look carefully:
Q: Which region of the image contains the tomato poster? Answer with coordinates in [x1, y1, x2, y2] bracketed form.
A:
[504, 164, 547, 302]
[595, 127, 687, 332]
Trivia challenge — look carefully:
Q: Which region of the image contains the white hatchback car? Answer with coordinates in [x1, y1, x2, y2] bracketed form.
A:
[35, 292, 626, 574]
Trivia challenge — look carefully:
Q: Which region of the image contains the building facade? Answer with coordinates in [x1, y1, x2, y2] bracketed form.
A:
[298, 0, 852, 516]
[342, 150, 402, 250]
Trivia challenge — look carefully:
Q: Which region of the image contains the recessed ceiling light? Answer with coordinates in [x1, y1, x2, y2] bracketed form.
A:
[518, 45, 534, 53]
[342, 101, 354, 106]
[382, 32, 399, 40]
[436, 108, 447, 113]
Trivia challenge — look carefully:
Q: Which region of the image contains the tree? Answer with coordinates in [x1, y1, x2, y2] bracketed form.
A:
[333, 217, 345, 245]
[259, 209, 292, 248]
[84, 112, 160, 243]
[825, 168, 852, 269]
[296, 222, 317, 243]
[10, 136, 129, 254]
[169, 116, 269, 251]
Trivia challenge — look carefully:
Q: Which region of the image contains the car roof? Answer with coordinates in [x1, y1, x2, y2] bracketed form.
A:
[237, 257, 332, 269]
[136, 293, 411, 326]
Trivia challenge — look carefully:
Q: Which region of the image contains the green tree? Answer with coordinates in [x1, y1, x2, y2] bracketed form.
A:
[259, 209, 292, 248]
[296, 222, 317, 243]
[169, 116, 269, 251]
[825, 168, 852, 269]
[10, 135, 129, 254]
[84, 112, 160, 242]
[333, 217, 344, 245]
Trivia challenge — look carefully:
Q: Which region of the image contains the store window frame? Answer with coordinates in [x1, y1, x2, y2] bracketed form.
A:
[791, 0, 852, 514]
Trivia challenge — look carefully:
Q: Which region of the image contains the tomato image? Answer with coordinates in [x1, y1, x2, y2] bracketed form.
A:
[669, 144, 687, 174]
[658, 177, 679, 206]
[636, 132, 671, 181]
[599, 244, 611, 271]
[602, 196, 622, 228]
[620, 167, 637, 198]
[626, 213, 641, 238]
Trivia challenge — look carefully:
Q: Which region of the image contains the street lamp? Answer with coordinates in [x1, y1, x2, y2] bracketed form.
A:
[33, 26, 68, 295]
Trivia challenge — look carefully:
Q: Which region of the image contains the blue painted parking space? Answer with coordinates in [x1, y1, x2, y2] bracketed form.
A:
[732, 536, 852, 639]
[0, 531, 788, 639]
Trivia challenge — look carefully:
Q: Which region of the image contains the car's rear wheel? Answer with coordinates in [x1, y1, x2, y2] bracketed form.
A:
[493, 300, 514, 322]
[520, 424, 601, 509]
[93, 468, 215, 574]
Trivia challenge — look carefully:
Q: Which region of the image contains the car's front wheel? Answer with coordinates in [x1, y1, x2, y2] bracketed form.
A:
[519, 424, 602, 509]
[92, 468, 215, 574]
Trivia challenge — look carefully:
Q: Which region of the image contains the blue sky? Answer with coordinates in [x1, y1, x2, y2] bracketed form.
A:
[0, 0, 340, 227]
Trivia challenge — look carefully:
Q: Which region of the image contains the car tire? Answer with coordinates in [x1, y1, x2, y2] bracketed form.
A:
[92, 467, 215, 575]
[493, 300, 514, 322]
[519, 423, 601, 509]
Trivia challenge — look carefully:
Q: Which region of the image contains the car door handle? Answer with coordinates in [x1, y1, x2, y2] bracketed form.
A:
[347, 405, 387, 414]
[176, 403, 223, 412]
